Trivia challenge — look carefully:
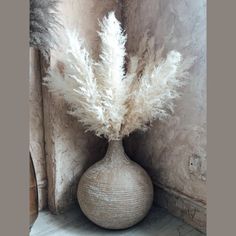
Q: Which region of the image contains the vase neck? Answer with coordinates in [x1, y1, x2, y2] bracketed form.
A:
[104, 140, 126, 161]
[108, 139, 123, 149]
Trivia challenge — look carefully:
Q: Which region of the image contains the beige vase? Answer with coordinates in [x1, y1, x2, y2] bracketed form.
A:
[77, 140, 153, 229]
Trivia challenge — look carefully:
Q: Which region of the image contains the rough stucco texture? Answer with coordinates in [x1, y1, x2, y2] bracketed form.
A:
[123, 0, 207, 206]
[43, 0, 120, 213]
[29, 48, 47, 210]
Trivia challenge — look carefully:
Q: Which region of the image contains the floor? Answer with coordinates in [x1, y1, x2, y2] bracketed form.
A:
[30, 206, 205, 236]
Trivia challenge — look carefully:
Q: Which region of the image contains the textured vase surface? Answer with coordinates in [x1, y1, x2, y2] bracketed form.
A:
[77, 140, 153, 229]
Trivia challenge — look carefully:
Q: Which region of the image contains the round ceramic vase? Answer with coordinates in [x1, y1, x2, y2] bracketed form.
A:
[77, 140, 153, 230]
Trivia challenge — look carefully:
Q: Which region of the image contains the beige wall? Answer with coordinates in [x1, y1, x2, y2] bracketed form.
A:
[29, 48, 47, 210]
[123, 0, 206, 204]
[123, 0, 206, 231]
[42, 0, 120, 213]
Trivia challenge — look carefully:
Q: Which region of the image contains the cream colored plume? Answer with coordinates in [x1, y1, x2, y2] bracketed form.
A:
[44, 12, 193, 141]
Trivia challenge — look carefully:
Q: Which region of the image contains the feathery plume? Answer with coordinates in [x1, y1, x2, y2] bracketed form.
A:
[95, 12, 128, 139]
[44, 12, 193, 140]
[30, 0, 61, 55]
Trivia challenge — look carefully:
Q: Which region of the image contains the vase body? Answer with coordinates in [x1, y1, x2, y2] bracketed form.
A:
[29, 153, 38, 229]
[77, 140, 153, 229]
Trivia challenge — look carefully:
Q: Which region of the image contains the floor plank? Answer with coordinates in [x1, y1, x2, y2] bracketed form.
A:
[30, 206, 205, 236]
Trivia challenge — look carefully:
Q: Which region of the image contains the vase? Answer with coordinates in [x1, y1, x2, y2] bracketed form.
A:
[77, 140, 153, 229]
[29, 153, 38, 230]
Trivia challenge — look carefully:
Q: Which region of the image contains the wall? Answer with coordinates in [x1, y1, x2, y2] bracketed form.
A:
[122, 0, 206, 232]
[29, 48, 47, 210]
[42, 0, 120, 213]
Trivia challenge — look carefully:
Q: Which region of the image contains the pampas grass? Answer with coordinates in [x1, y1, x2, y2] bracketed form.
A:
[44, 12, 193, 141]
[30, 0, 61, 55]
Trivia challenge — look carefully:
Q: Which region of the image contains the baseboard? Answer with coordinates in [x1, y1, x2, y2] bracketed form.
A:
[154, 186, 206, 233]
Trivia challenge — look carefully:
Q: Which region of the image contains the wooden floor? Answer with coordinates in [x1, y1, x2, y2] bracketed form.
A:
[30, 206, 205, 236]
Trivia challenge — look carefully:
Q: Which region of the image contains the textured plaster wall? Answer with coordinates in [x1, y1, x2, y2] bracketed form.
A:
[29, 48, 47, 210]
[123, 0, 206, 206]
[43, 0, 120, 213]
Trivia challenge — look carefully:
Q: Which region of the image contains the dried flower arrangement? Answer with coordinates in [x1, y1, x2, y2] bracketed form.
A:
[44, 12, 192, 141]
[30, 0, 61, 55]
[43, 11, 195, 229]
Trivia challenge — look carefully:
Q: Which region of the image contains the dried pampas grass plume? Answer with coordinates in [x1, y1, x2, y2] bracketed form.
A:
[44, 12, 194, 141]
[30, 0, 61, 55]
